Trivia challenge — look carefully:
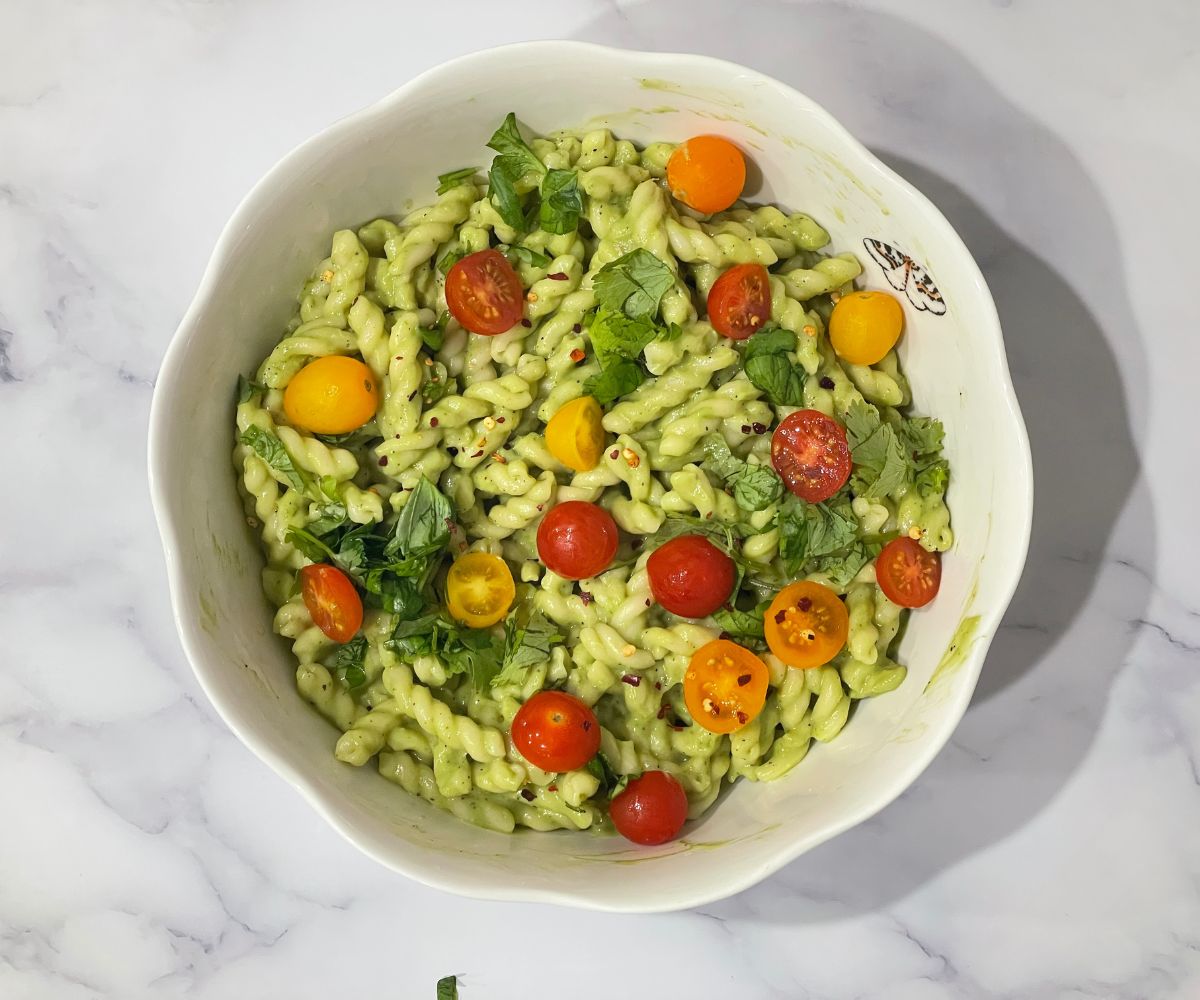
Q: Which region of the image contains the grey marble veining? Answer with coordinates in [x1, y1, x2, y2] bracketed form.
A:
[2, 0, 1198, 996]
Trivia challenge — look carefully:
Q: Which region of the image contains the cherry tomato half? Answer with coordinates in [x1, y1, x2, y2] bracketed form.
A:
[283, 355, 378, 435]
[300, 563, 363, 643]
[647, 535, 736, 619]
[764, 580, 849, 669]
[511, 690, 600, 773]
[666, 135, 746, 215]
[445, 249, 524, 335]
[545, 396, 605, 472]
[610, 771, 690, 846]
[875, 536, 942, 608]
[707, 263, 771, 340]
[536, 501, 619, 581]
[683, 639, 770, 734]
[829, 289, 904, 366]
[771, 409, 852, 503]
[446, 552, 515, 628]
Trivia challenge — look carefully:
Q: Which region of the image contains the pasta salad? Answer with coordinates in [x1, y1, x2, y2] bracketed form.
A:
[233, 116, 952, 845]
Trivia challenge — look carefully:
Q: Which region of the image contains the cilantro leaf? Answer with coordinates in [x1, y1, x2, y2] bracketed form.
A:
[807, 539, 882, 589]
[776, 493, 859, 573]
[586, 306, 659, 369]
[897, 416, 945, 459]
[499, 244, 552, 270]
[583, 359, 645, 406]
[844, 401, 908, 499]
[486, 113, 546, 179]
[237, 374, 266, 404]
[701, 434, 744, 480]
[389, 613, 503, 690]
[711, 604, 767, 646]
[539, 168, 582, 235]
[329, 636, 368, 691]
[742, 325, 806, 406]
[306, 502, 348, 537]
[436, 167, 477, 195]
[436, 974, 459, 1000]
[915, 458, 949, 497]
[240, 425, 311, 494]
[592, 249, 674, 321]
[493, 609, 562, 688]
[729, 465, 783, 511]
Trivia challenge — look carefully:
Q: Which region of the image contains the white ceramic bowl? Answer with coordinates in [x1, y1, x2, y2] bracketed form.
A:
[149, 41, 1032, 912]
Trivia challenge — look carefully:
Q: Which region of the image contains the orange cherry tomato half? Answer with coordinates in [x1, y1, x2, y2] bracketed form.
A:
[764, 581, 849, 669]
[511, 690, 601, 773]
[536, 501, 620, 581]
[445, 552, 515, 628]
[610, 771, 689, 845]
[684, 639, 770, 734]
[829, 289, 905, 366]
[875, 536, 942, 608]
[445, 249, 524, 335]
[545, 395, 606, 472]
[666, 135, 747, 215]
[283, 355, 379, 435]
[647, 535, 736, 619]
[707, 263, 771, 340]
[771, 409, 852, 503]
[299, 563, 363, 644]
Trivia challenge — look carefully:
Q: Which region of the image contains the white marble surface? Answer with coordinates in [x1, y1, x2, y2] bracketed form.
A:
[3, 0, 1198, 996]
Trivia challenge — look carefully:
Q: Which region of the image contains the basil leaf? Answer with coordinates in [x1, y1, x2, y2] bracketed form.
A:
[500, 244, 552, 270]
[711, 605, 766, 645]
[436, 975, 459, 1000]
[844, 401, 908, 499]
[329, 636, 368, 690]
[286, 526, 339, 564]
[388, 477, 454, 559]
[592, 249, 674, 321]
[487, 157, 527, 232]
[585, 753, 632, 800]
[436, 167, 477, 195]
[807, 539, 882, 589]
[586, 306, 659, 369]
[583, 359, 645, 406]
[742, 324, 794, 362]
[494, 609, 562, 688]
[776, 493, 859, 572]
[437, 247, 465, 276]
[421, 311, 449, 352]
[539, 168, 582, 235]
[423, 360, 451, 404]
[729, 465, 783, 511]
[741, 325, 806, 406]
[651, 515, 739, 552]
[486, 113, 546, 179]
[363, 572, 424, 617]
[701, 434, 744, 480]
[306, 502, 348, 537]
[240, 425, 311, 493]
[237, 374, 266, 404]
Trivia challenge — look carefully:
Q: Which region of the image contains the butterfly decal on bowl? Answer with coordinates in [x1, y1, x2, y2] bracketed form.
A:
[863, 239, 946, 315]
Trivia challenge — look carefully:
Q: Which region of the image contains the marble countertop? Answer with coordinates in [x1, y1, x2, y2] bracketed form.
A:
[4, 0, 1198, 996]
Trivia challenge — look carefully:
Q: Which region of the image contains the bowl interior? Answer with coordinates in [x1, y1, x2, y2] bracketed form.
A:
[151, 43, 1031, 911]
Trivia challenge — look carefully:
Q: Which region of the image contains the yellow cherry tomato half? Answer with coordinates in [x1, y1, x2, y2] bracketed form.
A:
[283, 355, 379, 435]
[446, 552, 516, 629]
[666, 135, 746, 215]
[764, 581, 849, 669]
[684, 639, 769, 734]
[828, 290, 904, 366]
[544, 396, 605, 472]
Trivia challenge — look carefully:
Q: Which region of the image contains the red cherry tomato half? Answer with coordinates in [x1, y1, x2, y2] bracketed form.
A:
[647, 535, 736, 619]
[876, 536, 942, 608]
[707, 263, 771, 340]
[511, 690, 601, 773]
[771, 409, 852, 503]
[445, 249, 524, 335]
[536, 500, 620, 580]
[299, 563, 363, 643]
[610, 770, 690, 846]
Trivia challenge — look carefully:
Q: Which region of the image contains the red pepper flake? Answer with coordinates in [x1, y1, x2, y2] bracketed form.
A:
[548, 272, 568, 281]
[496, 416, 506, 424]
[621, 674, 641, 687]
[520, 789, 535, 801]
[671, 724, 686, 731]
[407, 389, 418, 401]
[736, 711, 748, 724]
[536, 504, 544, 512]
[570, 348, 586, 363]
[548, 783, 558, 792]
[774, 610, 787, 624]
[446, 446, 458, 456]
[741, 424, 751, 434]
[572, 323, 582, 334]
[378, 456, 389, 467]
[579, 590, 594, 606]
[657, 705, 668, 719]
[581, 720, 592, 731]
[719, 631, 732, 641]
[429, 417, 439, 428]
[820, 376, 835, 390]
[521, 318, 532, 328]
[797, 597, 812, 611]
[471, 450, 484, 458]
[752, 422, 767, 434]
[737, 674, 751, 686]
[609, 449, 619, 460]
[654, 681, 662, 690]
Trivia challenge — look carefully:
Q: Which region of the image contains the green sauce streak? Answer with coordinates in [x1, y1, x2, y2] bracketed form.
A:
[925, 614, 981, 691]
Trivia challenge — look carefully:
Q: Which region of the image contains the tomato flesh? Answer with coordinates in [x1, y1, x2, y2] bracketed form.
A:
[511, 691, 600, 773]
[707, 263, 771, 340]
[610, 771, 690, 845]
[647, 535, 736, 619]
[876, 537, 941, 608]
[536, 501, 619, 581]
[771, 409, 852, 502]
[300, 563, 363, 643]
[445, 249, 524, 335]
